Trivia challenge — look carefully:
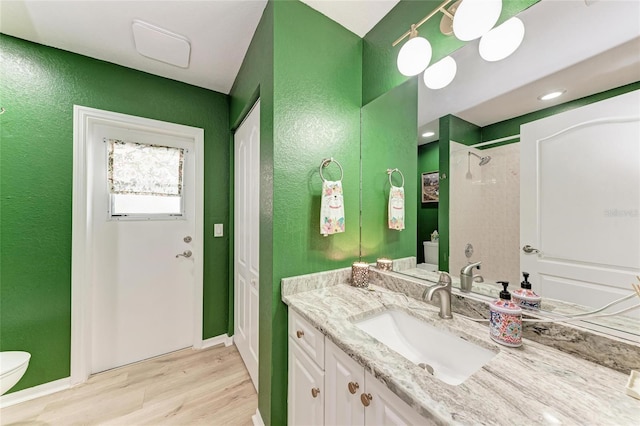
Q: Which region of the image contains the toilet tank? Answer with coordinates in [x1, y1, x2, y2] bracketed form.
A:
[423, 241, 439, 265]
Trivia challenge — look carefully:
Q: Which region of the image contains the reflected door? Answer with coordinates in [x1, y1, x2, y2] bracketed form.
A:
[520, 90, 640, 314]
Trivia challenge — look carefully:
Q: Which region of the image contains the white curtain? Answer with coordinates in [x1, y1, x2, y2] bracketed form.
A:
[107, 139, 184, 197]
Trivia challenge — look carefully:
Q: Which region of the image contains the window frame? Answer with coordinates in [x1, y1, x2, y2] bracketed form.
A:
[106, 140, 189, 221]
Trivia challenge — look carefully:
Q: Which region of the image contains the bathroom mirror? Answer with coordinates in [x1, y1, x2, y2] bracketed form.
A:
[365, 0, 640, 339]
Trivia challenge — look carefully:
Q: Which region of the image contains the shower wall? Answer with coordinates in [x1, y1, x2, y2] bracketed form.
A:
[449, 141, 520, 286]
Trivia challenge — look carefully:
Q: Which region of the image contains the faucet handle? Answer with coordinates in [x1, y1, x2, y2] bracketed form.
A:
[437, 272, 452, 287]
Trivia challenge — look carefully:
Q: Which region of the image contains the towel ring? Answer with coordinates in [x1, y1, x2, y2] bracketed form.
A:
[319, 157, 344, 182]
[387, 168, 405, 188]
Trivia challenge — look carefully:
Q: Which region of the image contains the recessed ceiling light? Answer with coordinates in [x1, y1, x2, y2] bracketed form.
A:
[422, 131, 435, 138]
[538, 90, 566, 101]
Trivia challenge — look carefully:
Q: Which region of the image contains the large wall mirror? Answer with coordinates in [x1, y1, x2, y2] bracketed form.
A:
[362, 0, 640, 340]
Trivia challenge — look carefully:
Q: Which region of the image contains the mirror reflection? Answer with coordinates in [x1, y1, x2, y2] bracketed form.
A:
[391, 0, 640, 337]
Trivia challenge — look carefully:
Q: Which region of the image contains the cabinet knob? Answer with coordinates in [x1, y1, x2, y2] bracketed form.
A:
[360, 393, 373, 407]
[311, 387, 320, 398]
[296, 330, 304, 338]
[348, 381, 360, 394]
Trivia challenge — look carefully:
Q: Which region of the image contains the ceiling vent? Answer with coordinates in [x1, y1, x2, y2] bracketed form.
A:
[132, 20, 190, 68]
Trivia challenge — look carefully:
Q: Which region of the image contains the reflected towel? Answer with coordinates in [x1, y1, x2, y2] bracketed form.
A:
[388, 185, 405, 230]
[320, 180, 345, 236]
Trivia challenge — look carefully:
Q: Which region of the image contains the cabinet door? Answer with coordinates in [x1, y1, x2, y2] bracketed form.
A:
[325, 339, 365, 426]
[288, 337, 324, 426]
[364, 371, 431, 426]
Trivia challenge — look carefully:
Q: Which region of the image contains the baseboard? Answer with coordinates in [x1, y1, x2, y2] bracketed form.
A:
[0, 377, 71, 409]
[200, 333, 233, 349]
[252, 408, 265, 426]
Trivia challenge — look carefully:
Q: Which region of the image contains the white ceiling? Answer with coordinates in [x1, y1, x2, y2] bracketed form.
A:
[301, 0, 398, 37]
[418, 0, 640, 142]
[0, 0, 398, 94]
[1, 0, 638, 131]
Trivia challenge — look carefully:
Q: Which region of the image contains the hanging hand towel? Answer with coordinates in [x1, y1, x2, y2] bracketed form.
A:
[320, 180, 345, 236]
[388, 185, 405, 230]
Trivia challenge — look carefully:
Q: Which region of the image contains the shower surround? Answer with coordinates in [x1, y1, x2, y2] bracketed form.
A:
[449, 141, 520, 287]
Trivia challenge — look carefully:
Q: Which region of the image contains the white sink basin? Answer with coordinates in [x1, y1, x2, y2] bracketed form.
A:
[354, 309, 497, 385]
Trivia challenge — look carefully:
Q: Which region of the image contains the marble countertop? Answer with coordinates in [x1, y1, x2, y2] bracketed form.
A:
[283, 281, 640, 425]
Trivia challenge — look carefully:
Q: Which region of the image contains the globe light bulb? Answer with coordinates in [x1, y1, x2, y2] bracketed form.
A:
[453, 0, 502, 41]
[397, 36, 432, 77]
[423, 56, 457, 90]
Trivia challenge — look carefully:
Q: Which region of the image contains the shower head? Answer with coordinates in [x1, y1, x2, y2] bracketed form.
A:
[468, 151, 491, 166]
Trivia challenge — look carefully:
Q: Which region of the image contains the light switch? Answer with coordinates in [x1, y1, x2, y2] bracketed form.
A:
[214, 223, 224, 237]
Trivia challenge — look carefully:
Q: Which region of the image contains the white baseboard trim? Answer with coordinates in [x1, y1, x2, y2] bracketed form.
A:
[200, 333, 233, 349]
[0, 377, 71, 409]
[252, 408, 265, 426]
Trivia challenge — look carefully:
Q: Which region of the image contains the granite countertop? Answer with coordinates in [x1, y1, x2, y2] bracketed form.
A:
[282, 281, 640, 425]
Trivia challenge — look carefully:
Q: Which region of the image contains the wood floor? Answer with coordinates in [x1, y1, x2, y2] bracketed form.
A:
[1, 344, 258, 426]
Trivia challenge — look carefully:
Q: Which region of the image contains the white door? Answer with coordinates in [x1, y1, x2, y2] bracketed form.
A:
[520, 90, 640, 313]
[234, 100, 260, 389]
[89, 122, 198, 374]
[365, 371, 427, 426]
[325, 339, 365, 426]
[288, 338, 324, 426]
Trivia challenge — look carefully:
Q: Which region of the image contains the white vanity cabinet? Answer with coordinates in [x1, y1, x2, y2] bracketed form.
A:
[324, 339, 428, 426]
[288, 310, 428, 426]
[288, 311, 326, 426]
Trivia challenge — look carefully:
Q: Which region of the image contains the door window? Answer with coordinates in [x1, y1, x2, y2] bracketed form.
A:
[107, 139, 185, 219]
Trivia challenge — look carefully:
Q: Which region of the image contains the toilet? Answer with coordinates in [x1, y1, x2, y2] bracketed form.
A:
[422, 241, 439, 272]
[0, 351, 31, 395]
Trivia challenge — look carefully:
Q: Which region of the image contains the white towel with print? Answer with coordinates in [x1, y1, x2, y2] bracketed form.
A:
[388, 185, 405, 230]
[320, 180, 345, 236]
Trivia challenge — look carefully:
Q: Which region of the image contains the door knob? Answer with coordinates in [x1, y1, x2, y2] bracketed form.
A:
[183, 236, 192, 243]
[311, 387, 320, 398]
[522, 245, 540, 254]
[296, 330, 304, 338]
[176, 250, 193, 258]
[348, 381, 359, 394]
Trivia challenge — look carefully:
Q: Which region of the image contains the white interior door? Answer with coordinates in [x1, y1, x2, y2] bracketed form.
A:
[520, 90, 640, 314]
[89, 122, 198, 374]
[234, 100, 260, 389]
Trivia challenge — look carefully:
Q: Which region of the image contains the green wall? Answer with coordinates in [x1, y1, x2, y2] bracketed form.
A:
[361, 79, 417, 261]
[230, 1, 362, 424]
[0, 35, 230, 392]
[417, 141, 439, 263]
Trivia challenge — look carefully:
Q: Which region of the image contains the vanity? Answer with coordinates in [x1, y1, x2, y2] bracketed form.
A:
[282, 267, 640, 425]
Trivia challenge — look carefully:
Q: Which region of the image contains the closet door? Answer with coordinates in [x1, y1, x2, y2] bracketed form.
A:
[234, 100, 260, 389]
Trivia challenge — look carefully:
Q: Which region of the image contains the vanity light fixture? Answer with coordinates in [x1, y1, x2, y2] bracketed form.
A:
[422, 131, 436, 138]
[538, 90, 566, 101]
[394, 0, 525, 90]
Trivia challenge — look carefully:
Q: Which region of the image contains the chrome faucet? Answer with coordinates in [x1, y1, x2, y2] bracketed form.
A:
[423, 272, 453, 319]
[460, 261, 482, 293]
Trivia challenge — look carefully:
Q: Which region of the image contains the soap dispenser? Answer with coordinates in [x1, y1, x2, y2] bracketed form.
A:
[512, 272, 541, 310]
[489, 281, 523, 347]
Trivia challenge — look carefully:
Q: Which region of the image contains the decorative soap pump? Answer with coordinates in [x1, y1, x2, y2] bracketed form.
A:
[512, 272, 542, 310]
[489, 281, 523, 347]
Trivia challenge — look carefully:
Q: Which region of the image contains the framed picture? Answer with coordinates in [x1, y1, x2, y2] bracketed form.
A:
[422, 171, 439, 203]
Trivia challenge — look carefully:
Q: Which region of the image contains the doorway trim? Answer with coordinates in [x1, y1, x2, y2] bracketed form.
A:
[71, 105, 204, 385]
